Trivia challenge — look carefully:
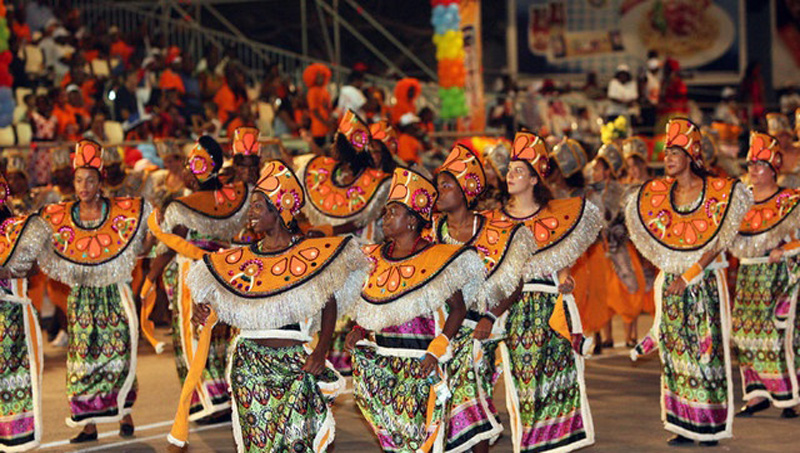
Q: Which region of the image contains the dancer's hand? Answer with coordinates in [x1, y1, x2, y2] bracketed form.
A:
[345, 328, 366, 351]
[302, 350, 326, 375]
[191, 304, 211, 328]
[558, 275, 575, 294]
[473, 318, 493, 340]
[665, 278, 687, 296]
[420, 354, 438, 376]
[769, 248, 785, 264]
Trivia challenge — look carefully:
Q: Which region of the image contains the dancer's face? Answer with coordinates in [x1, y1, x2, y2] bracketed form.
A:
[506, 161, 536, 196]
[664, 147, 690, 178]
[248, 193, 280, 234]
[74, 168, 101, 202]
[436, 172, 465, 213]
[747, 161, 776, 188]
[381, 202, 418, 240]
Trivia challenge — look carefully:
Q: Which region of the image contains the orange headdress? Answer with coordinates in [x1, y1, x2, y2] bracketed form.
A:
[254, 160, 305, 226]
[387, 167, 437, 222]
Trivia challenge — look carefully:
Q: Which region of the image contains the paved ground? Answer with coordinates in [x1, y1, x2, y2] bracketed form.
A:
[35, 316, 799, 452]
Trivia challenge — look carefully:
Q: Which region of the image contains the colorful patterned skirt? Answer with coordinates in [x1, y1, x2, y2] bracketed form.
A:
[352, 342, 449, 453]
[0, 280, 43, 452]
[634, 268, 733, 441]
[444, 318, 503, 453]
[66, 283, 138, 427]
[732, 256, 800, 407]
[170, 255, 231, 421]
[500, 281, 594, 453]
[228, 339, 344, 452]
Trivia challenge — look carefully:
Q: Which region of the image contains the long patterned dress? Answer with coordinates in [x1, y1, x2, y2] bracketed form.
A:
[155, 181, 250, 421]
[37, 197, 152, 427]
[352, 243, 485, 453]
[0, 215, 49, 451]
[489, 196, 601, 453]
[172, 235, 367, 451]
[427, 213, 533, 453]
[729, 187, 800, 407]
[627, 177, 752, 441]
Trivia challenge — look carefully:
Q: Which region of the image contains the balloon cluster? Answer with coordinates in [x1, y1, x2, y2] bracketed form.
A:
[0, 2, 8, 53]
[601, 116, 629, 144]
[431, 0, 467, 120]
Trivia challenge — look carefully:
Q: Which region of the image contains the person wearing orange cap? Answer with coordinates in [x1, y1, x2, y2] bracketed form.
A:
[165, 160, 368, 452]
[145, 136, 251, 425]
[487, 132, 600, 453]
[36, 139, 154, 443]
[730, 132, 800, 419]
[345, 167, 484, 453]
[626, 118, 752, 447]
[303, 63, 333, 147]
[429, 144, 534, 453]
[0, 173, 51, 452]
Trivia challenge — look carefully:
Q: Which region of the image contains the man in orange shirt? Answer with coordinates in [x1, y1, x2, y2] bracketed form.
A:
[303, 63, 332, 147]
[159, 57, 185, 95]
[213, 65, 246, 125]
[396, 113, 425, 165]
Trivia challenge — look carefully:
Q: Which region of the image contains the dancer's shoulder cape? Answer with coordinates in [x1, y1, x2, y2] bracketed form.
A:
[38, 197, 152, 286]
[429, 213, 534, 309]
[162, 181, 249, 241]
[626, 177, 752, 273]
[299, 155, 391, 227]
[187, 236, 367, 331]
[485, 196, 601, 279]
[354, 242, 485, 331]
[0, 215, 50, 275]
[730, 187, 800, 258]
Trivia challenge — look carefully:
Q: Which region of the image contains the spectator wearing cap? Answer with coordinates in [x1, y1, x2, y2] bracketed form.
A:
[606, 64, 638, 121]
[50, 27, 74, 83]
[159, 56, 185, 95]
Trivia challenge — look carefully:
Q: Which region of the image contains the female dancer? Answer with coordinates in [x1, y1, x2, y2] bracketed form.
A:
[430, 144, 534, 453]
[730, 132, 800, 418]
[346, 167, 485, 452]
[167, 160, 367, 451]
[627, 118, 751, 446]
[487, 131, 601, 453]
[147, 135, 250, 422]
[37, 139, 152, 442]
[0, 174, 50, 451]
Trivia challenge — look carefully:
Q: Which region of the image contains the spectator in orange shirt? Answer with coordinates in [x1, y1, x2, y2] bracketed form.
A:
[66, 85, 91, 129]
[109, 27, 133, 66]
[159, 57, 185, 95]
[303, 63, 332, 147]
[396, 113, 425, 165]
[213, 64, 247, 125]
[11, 10, 31, 43]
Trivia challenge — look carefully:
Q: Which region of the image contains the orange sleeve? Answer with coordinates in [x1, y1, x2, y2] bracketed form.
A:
[213, 87, 234, 124]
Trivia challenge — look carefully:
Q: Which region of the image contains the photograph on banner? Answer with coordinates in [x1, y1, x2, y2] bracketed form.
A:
[517, 0, 745, 82]
[771, 0, 800, 90]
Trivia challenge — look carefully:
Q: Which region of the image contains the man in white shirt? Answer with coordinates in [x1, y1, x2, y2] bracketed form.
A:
[336, 71, 367, 118]
[607, 64, 638, 120]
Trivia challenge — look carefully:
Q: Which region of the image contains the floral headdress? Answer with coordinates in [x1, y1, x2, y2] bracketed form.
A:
[254, 160, 305, 226]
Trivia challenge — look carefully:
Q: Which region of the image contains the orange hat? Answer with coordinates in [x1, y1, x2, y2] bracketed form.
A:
[73, 139, 104, 172]
[302, 63, 331, 88]
[387, 167, 437, 222]
[438, 144, 486, 206]
[747, 132, 782, 174]
[665, 118, 703, 168]
[254, 160, 305, 226]
[767, 112, 791, 136]
[232, 126, 261, 157]
[369, 120, 398, 153]
[511, 131, 549, 180]
[710, 121, 741, 144]
[186, 136, 223, 184]
[338, 110, 371, 153]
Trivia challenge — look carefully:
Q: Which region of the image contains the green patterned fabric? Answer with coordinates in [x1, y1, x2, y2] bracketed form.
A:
[0, 299, 38, 450]
[229, 340, 341, 452]
[733, 257, 800, 406]
[66, 284, 137, 425]
[504, 288, 590, 453]
[352, 345, 447, 453]
[444, 325, 502, 452]
[658, 271, 731, 439]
